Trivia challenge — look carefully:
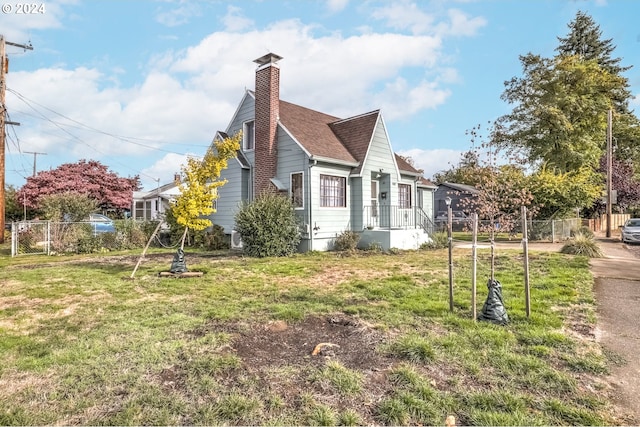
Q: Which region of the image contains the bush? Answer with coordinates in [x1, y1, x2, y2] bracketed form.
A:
[194, 224, 228, 250]
[571, 226, 594, 239]
[560, 233, 603, 258]
[333, 230, 360, 252]
[234, 193, 301, 257]
[421, 232, 448, 250]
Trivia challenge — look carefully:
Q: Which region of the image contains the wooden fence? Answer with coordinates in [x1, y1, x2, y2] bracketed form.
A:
[582, 214, 630, 233]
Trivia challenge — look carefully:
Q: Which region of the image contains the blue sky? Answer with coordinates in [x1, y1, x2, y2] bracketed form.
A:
[2, 0, 639, 190]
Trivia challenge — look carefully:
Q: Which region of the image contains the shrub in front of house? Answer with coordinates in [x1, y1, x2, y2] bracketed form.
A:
[234, 193, 301, 257]
[333, 230, 360, 252]
[421, 232, 448, 250]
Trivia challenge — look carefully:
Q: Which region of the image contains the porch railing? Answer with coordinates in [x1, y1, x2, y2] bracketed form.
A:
[363, 205, 435, 235]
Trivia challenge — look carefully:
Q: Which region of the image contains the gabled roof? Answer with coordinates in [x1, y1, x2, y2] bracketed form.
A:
[278, 101, 356, 164]
[134, 180, 181, 201]
[416, 177, 437, 188]
[216, 130, 250, 169]
[439, 182, 480, 195]
[242, 91, 425, 176]
[329, 110, 380, 173]
[394, 154, 422, 176]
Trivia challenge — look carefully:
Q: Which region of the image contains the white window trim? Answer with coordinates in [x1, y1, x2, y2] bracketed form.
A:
[398, 183, 412, 209]
[243, 120, 255, 151]
[319, 173, 348, 209]
[290, 171, 304, 210]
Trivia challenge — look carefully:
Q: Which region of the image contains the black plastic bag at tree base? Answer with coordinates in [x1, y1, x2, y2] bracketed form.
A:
[478, 279, 509, 325]
[170, 249, 188, 274]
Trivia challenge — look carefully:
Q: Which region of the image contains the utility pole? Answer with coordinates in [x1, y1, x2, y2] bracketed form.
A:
[0, 35, 33, 243]
[606, 109, 613, 238]
[24, 151, 46, 176]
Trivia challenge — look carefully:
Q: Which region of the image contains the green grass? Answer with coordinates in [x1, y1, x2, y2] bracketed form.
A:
[0, 244, 621, 425]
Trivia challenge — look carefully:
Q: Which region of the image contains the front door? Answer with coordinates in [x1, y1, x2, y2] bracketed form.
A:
[378, 173, 391, 228]
[371, 180, 378, 226]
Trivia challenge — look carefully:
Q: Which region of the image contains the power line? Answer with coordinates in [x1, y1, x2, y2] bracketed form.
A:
[6, 88, 208, 182]
[8, 88, 211, 151]
[1, 35, 33, 243]
[23, 151, 46, 176]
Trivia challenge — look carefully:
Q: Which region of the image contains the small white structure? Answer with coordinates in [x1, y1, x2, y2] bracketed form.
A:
[131, 174, 181, 221]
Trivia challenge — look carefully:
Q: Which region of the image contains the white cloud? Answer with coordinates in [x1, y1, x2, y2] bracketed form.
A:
[165, 20, 446, 119]
[438, 9, 487, 37]
[371, 1, 486, 37]
[396, 148, 463, 180]
[140, 152, 190, 189]
[374, 77, 451, 120]
[155, 2, 202, 27]
[326, 0, 349, 13]
[222, 5, 254, 32]
[0, 0, 75, 41]
[371, 1, 436, 35]
[5, 5, 481, 189]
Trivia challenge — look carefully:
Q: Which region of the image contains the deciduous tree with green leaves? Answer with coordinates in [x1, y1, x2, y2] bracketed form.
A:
[171, 132, 241, 248]
[529, 166, 602, 219]
[493, 54, 623, 172]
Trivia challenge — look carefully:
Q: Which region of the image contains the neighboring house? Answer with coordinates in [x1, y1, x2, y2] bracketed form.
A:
[209, 53, 436, 251]
[131, 174, 182, 221]
[434, 182, 479, 215]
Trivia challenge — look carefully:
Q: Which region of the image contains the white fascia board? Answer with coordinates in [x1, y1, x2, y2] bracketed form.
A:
[378, 112, 402, 181]
[278, 122, 312, 158]
[310, 155, 359, 167]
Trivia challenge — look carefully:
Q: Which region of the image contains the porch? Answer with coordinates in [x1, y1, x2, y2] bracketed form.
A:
[358, 205, 435, 250]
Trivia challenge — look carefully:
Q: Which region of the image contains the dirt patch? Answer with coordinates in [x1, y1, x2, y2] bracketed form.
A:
[157, 314, 398, 423]
[231, 315, 389, 370]
[195, 314, 391, 372]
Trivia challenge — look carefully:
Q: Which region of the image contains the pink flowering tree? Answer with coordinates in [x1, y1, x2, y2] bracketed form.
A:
[16, 159, 141, 216]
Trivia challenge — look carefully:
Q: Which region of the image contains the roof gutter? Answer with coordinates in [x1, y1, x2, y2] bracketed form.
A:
[309, 155, 359, 168]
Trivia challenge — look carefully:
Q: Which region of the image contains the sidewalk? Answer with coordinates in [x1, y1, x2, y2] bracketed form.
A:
[591, 237, 640, 425]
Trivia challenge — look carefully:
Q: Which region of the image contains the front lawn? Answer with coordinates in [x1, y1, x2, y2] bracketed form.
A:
[0, 246, 622, 425]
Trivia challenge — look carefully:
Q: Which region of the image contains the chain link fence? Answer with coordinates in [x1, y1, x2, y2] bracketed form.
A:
[10, 220, 166, 257]
[433, 217, 581, 242]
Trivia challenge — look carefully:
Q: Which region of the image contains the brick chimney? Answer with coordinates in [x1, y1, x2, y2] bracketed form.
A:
[253, 52, 282, 196]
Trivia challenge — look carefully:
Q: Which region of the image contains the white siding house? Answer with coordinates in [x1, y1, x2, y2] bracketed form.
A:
[208, 53, 436, 251]
[131, 175, 181, 221]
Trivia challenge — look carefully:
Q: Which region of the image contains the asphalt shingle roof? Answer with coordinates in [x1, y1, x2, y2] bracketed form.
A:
[278, 101, 419, 175]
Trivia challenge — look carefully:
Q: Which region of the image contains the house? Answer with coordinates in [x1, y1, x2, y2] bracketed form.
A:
[131, 174, 181, 221]
[433, 182, 479, 215]
[209, 53, 437, 251]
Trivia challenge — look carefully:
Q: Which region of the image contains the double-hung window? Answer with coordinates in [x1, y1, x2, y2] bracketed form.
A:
[398, 184, 411, 209]
[243, 121, 255, 151]
[320, 174, 346, 207]
[291, 172, 303, 209]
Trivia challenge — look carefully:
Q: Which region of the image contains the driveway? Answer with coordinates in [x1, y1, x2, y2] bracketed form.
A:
[591, 237, 640, 425]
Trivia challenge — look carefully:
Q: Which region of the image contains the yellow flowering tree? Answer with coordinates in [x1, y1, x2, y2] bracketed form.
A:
[172, 132, 241, 248]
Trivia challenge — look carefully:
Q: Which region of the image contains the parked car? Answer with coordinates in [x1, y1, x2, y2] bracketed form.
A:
[435, 210, 470, 231]
[85, 213, 116, 234]
[620, 218, 640, 244]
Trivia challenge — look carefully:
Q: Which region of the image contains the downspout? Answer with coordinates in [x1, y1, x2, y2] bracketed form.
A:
[308, 159, 317, 251]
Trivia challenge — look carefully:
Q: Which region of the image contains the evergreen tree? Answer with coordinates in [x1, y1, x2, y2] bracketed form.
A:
[555, 11, 640, 165]
[556, 11, 632, 111]
[556, 11, 631, 78]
